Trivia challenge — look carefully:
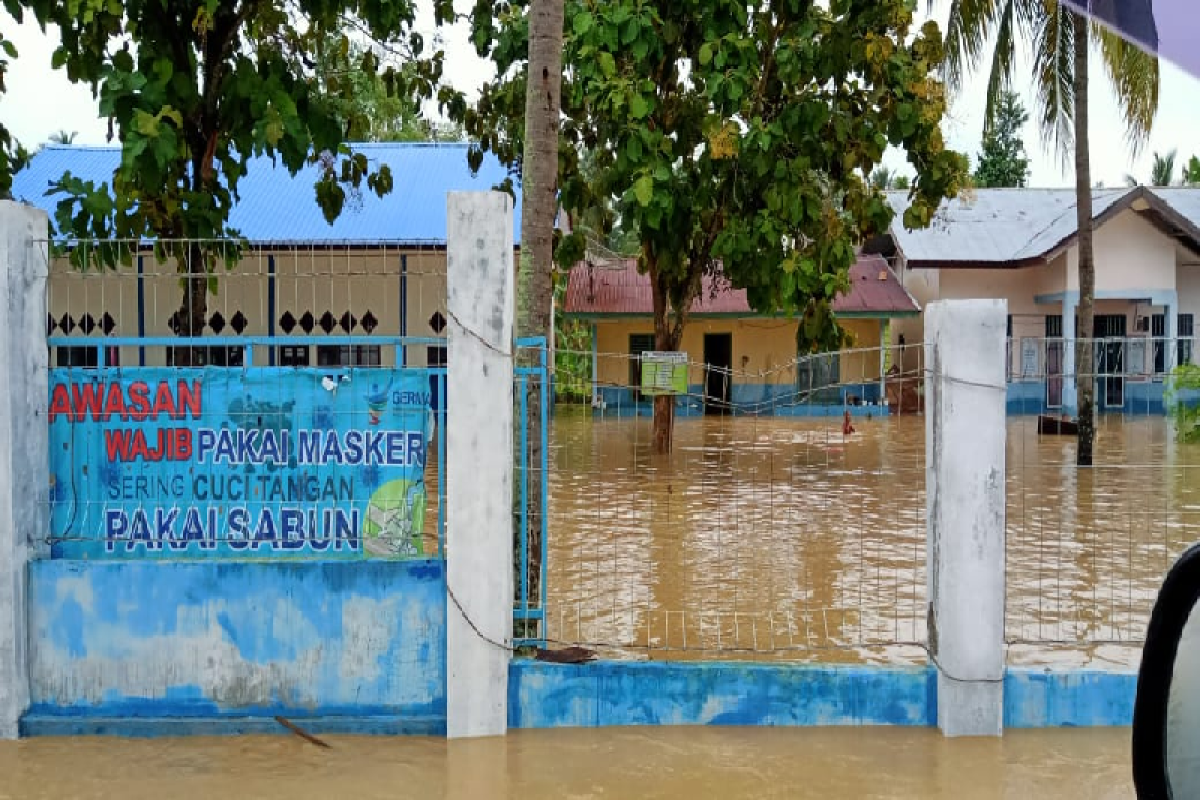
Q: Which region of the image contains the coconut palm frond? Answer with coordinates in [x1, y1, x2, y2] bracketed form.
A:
[1097, 25, 1160, 156]
[937, 0, 1000, 95]
[1030, 1, 1076, 165]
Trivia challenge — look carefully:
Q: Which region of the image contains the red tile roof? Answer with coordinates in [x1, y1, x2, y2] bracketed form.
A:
[562, 254, 918, 318]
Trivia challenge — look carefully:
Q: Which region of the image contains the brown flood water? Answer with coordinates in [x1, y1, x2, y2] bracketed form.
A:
[0, 728, 1134, 799]
[546, 409, 1200, 667]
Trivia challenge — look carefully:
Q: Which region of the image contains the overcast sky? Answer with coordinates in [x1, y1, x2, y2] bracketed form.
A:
[2, 1, 1197, 188]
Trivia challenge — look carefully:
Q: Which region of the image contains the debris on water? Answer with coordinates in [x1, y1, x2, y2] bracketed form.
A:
[274, 716, 332, 749]
[535, 646, 596, 664]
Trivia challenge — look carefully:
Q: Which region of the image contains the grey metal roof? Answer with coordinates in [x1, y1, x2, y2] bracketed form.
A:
[885, 186, 1200, 266]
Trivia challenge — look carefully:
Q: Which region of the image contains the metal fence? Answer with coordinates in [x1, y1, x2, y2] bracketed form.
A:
[545, 343, 929, 662]
[1003, 335, 1200, 669]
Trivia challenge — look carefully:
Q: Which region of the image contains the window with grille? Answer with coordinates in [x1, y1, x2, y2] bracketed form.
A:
[1182, 314, 1196, 366]
[55, 345, 119, 369]
[797, 351, 841, 403]
[316, 345, 382, 367]
[168, 346, 243, 367]
[629, 334, 656, 401]
[278, 345, 311, 367]
[1153, 314, 1166, 374]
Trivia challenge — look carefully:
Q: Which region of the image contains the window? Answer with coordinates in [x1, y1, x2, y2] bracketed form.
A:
[1152, 314, 1166, 374]
[628, 334, 655, 401]
[316, 345, 381, 367]
[278, 345, 310, 367]
[1182, 314, 1196, 367]
[55, 345, 119, 369]
[797, 351, 841, 404]
[1006, 314, 1013, 382]
[427, 345, 447, 368]
[167, 346, 243, 367]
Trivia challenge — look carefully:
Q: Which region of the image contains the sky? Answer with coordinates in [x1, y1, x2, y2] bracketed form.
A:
[2, 1, 1199, 189]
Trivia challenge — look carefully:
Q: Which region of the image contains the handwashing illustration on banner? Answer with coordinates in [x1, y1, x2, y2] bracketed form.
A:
[47, 368, 435, 560]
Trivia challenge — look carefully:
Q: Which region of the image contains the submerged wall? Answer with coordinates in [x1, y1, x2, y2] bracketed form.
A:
[23, 559, 446, 736]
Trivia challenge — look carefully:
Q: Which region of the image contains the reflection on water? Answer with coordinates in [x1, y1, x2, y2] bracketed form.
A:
[546, 408, 1200, 667]
[0, 728, 1134, 799]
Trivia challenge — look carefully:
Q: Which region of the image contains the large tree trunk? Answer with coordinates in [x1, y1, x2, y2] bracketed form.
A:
[649, 265, 681, 455]
[1072, 10, 1096, 467]
[515, 0, 563, 631]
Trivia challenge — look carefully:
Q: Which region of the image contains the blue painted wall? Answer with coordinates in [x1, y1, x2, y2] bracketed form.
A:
[1004, 669, 1136, 728]
[24, 559, 446, 736]
[509, 661, 936, 728]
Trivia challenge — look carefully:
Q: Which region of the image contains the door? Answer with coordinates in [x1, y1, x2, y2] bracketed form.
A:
[703, 333, 733, 415]
[1045, 315, 1064, 408]
[1095, 314, 1126, 408]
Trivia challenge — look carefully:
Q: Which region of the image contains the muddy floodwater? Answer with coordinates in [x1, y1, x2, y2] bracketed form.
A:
[545, 409, 1200, 667]
[0, 728, 1134, 799]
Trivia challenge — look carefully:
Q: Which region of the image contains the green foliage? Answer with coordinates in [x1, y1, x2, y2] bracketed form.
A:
[1151, 149, 1177, 187]
[938, 0, 1159, 161]
[972, 91, 1029, 187]
[1184, 155, 1200, 186]
[1166, 364, 1200, 442]
[0, 27, 30, 199]
[463, 0, 967, 356]
[893, 175, 910, 190]
[5, 0, 451, 286]
[552, 282, 593, 404]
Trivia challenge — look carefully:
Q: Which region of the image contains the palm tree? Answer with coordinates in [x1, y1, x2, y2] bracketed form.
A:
[937, 0, 1159, 466]
[1150, 149, 1177, 186]
[48, 130, 76, 145]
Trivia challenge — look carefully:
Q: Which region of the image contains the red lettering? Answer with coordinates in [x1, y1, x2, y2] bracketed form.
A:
[152, 383, 176, 420]
[104, 429, 133, 461]
[128, 382, 151, 421]
[70, 383, 104, 422]
[49, 384, 71, 423]
[102, 383, 127, 422]
[130, 430, 151, 461]
[177, 381, 202, 419]
[175, 429, 192, 460]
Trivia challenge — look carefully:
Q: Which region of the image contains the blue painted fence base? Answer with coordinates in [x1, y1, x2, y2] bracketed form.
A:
[509, 661, 1139, 731]
[20, 714, 445, 738]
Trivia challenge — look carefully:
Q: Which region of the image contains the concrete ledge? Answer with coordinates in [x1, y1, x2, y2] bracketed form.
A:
[20, 714, 444, 738]
[1004, 669, 1137, 728]
[509, 661, 937, 728]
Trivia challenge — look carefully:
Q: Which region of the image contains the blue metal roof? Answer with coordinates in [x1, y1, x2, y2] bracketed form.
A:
[11, 142, 522, 245]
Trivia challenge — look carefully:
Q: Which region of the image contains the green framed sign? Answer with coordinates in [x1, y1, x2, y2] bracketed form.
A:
[640, 351, 689, 396]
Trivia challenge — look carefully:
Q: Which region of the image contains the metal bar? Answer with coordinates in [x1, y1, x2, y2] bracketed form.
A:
[136, 254, 146, 366]
[437, 370, 446, 557]
[519, 374, 530, 618]
[400, 253, 408, 366]
[267, 254, 276, 366]
[538, 340, 549, 626]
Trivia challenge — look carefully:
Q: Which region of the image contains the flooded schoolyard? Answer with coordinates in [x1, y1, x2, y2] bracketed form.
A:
[544, 409, 1200, 668]
[0, 727, 1135, 799]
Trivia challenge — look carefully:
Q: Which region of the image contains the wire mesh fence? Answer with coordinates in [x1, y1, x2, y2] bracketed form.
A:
[546, 339, 929, 662]
[1004, 334, 1200, 669]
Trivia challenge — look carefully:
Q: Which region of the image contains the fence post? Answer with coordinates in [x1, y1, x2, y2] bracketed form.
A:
[445, 192, 515, 739]
[924, 299, 1007, 737]
[0, 202, 49, 739]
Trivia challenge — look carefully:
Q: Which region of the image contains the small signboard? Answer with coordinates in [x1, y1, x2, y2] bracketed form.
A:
[640, 351, 689, 396]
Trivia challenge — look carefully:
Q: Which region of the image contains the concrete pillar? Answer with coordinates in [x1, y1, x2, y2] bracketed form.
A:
[924, 299, 1007, 737]
[1063, 294, 1078, 412]
[0, 202, 50, 739]
[445, 192, 515, 739]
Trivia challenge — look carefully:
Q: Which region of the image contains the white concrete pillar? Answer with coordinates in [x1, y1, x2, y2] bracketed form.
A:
[445, 192, 515, 739]
[0, 202, 50, 739]
[924, 299, 1007, 737]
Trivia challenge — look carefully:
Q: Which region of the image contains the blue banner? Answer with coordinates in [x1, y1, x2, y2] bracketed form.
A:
[48, 368, 435, 559]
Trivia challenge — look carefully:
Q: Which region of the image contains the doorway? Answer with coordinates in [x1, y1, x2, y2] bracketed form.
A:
[1095, 314, 1126, 409]
[1045, 314, 1064, 408]
[703, 333, 733, 415]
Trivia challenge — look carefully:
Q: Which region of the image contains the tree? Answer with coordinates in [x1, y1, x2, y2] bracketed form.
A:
[49, 130, 78, 145]
[0, 28, 30, 199]
[1150, 149, 1177, 186]
[1184, 155, 1200, 186]
[938, 0, 1159, 466]
[893, 174, 911, 190]
[7, 0, 453, 361]
[515, 0, 564, 636]
[972, 91, 1030, 187]
[465, 0, 967, 453]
